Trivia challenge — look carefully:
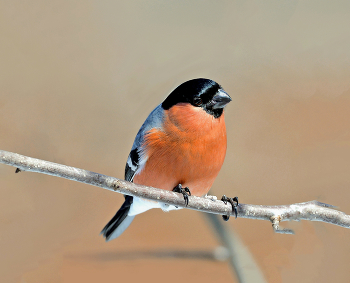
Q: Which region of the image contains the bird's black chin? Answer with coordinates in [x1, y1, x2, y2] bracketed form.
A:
[204, 107, 224, 118]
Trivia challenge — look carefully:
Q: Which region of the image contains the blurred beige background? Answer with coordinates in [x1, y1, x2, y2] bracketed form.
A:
[1, 1, 350, 282]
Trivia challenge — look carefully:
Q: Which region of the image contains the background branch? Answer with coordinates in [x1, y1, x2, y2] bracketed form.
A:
[1, 149, 349, 234]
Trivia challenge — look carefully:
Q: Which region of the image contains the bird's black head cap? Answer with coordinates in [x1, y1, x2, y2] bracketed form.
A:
[162, 78, 231, 118]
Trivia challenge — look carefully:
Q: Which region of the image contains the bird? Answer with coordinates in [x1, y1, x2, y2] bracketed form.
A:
[101, 78, 238, 241]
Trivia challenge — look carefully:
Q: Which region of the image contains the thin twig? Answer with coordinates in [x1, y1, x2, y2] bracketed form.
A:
[0, 149, 349, 234]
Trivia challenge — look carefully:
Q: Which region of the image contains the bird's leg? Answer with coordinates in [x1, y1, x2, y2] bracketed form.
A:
[172, 184, 191, 206]
[221, 195, 239, 221]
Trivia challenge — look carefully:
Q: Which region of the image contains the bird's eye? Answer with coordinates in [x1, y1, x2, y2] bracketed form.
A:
[193, 96, 202, 106]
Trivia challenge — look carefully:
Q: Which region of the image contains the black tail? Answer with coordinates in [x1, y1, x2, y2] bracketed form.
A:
[101, 196, 135, 241]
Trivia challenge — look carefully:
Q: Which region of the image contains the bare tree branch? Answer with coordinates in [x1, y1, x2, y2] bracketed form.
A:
[1, 149, 349, 234]
[205, 213, 267, 283]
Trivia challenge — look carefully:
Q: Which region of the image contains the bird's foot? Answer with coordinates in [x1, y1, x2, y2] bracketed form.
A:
[173, 184, 191, 206]
[221, 195, 239, 221]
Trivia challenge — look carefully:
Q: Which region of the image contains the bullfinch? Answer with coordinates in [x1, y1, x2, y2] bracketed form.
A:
[101, 78, 237, 241]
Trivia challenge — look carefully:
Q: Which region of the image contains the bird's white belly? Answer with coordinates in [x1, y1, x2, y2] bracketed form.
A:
[128, 196, 182, 216]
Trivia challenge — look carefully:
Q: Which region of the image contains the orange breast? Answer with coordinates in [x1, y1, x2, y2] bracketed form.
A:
[133, 103, 227, 196]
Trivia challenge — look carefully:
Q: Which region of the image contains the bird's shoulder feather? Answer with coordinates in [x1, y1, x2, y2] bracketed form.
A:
[125, 104, 164, 182]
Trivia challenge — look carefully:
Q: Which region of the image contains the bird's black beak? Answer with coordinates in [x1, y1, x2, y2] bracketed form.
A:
[212, 89, 232, 109]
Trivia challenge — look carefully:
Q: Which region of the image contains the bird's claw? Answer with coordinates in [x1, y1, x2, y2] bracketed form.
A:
[183, 187, 191, 196]
[173, 184, 191, 206]
[221, 195, 239, 221]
